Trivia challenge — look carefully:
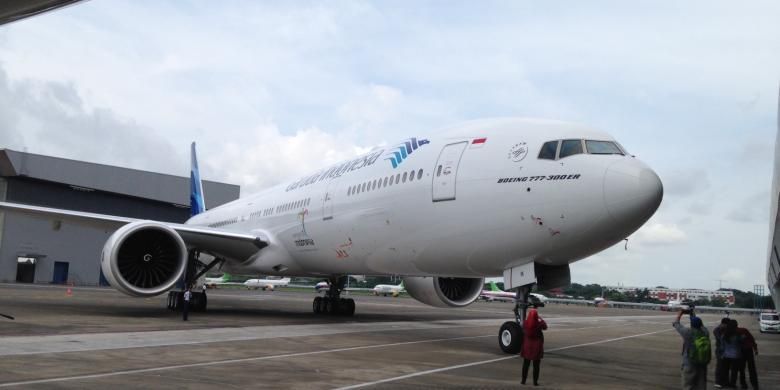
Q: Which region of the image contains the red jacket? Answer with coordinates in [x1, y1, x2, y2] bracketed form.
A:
[521, 312, 547, 360]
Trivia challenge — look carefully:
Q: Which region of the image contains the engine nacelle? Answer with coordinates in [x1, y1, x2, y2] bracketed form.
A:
[101, 221, 188, 297]
[402, 276, 484, 308]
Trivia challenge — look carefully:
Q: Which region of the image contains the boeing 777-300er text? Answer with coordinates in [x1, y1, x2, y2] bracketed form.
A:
[0, 118, 663, 353]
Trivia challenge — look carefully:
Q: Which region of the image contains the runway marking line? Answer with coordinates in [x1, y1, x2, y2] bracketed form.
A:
[333, 327, 675, 390]
[0, 323, 640, 387]
[0, 334, 490, 387]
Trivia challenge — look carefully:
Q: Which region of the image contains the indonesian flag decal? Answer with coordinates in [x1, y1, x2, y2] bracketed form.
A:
[470, 137, 487, 148]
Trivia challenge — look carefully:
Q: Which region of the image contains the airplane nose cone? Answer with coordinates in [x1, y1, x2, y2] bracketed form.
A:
[603, 159, 663, 225]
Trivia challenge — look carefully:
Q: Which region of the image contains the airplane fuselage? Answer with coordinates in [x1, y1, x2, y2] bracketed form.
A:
[187, 118, 662, 279]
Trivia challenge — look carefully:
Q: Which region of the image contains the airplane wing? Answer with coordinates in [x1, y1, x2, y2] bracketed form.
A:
[0, 201, 268, 261]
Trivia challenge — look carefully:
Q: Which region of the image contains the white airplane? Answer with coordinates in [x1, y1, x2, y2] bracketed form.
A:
[0, 118, 663, 354]
[667, 299, 683, 307]
[203, 273, 233, 289]
[314, 281, 330, 292]
[480, 281, 546, 305]
[373, 282, 404, 297]
[666, 299, 691, 310]
[244, 277, 291, 291]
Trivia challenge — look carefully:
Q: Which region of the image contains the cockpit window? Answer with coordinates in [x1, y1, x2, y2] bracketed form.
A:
[585, 140, 623, 155]
[538, 141, 559, 160]
[559, 139, 584, 158]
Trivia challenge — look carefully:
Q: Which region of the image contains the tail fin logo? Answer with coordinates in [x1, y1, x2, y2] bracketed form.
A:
[384, 137, 430, 168]
[190, 142, 206, 216]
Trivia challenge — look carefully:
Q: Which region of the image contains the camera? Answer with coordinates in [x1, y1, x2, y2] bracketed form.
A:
[681, 300, 695, 314]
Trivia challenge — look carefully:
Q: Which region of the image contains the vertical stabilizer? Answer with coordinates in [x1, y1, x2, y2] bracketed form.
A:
[489, 281, 502, 292]
[190, 142, 206, 216]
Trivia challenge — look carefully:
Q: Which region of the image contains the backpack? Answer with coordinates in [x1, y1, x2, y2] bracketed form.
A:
[689, 329, 711, 365]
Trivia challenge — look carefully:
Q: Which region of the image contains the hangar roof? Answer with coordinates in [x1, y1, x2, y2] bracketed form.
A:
[0, 149, 239, 208]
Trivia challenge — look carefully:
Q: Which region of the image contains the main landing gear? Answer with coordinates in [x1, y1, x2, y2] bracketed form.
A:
[498, 284, 534, 354]
[167, 250, 221, 312]
[312, 276, 355, 316]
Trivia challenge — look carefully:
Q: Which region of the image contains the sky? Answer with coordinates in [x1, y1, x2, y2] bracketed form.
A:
[0, 1, 778, 292]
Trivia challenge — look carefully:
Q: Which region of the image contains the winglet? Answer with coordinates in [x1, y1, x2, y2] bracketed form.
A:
[190, 142, 206, 216]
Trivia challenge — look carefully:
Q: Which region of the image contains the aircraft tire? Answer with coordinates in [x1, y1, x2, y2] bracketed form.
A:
[322, 298, 332, 314]
[498, 321, 523, 354]
[194, 292, 207, 312]
[343, 298, 355, 316]
[313, 297, 322, 314]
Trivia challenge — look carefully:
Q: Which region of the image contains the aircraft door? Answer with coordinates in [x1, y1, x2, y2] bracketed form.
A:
[432, 141, 468, 202]
[322, 178, 340, 220]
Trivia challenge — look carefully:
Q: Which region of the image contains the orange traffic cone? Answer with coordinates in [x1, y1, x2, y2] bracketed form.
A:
[66, 282, 73, 296]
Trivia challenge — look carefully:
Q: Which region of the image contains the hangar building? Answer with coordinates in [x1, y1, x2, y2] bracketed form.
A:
[770, 92, 780, 310]
[0, 149, 240, 286]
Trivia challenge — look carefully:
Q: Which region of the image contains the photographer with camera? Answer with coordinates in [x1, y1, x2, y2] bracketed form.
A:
[673, 306, 711, 390]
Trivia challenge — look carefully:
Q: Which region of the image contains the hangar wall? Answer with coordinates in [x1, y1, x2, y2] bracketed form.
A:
[770, 89, 780, 309]
[0, 149, 240, 286]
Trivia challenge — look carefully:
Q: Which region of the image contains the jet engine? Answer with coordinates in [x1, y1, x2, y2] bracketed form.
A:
[402, 276, 484, 308]
[101, 221, 188, 297]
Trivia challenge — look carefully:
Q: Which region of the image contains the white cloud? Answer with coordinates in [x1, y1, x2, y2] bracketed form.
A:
[633, 223, 687, 246]
[0, 67, 182, 175]
[719, 268, 747, 289]
[725, 191, 770, 224]
[662, 170, 711, 197]
[338, 84, 403, 134]
[206, 122, 369, 194]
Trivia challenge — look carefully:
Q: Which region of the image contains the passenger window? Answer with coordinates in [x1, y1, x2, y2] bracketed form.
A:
[585, 140, 624, 155]
[396, 173, 401, 183]
[417, 169, 423, 180]
[402, 172, 408, 183]
[559, 140, 583, 158]
[538, 141, 559, 160]
[388, 176, 394, 186]
[373, 180, 377, 190]
[383, 177, 388, 187]
[436, 165, 442, 176]
[362, 183, 367, 192]
[409, 170, 415, 181]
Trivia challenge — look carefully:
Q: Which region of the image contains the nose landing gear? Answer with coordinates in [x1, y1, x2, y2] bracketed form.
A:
[498, 284, 533, 354]
[312, 276, 355, 316]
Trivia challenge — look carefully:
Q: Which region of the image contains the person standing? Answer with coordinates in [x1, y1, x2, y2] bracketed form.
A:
[521, 308, 547, 386]
[714, 317, 730, 388]
[673, 309, 710, 390]
[735, 319, 759, 389]
[720, 319, 742, 387]
[182, 286, 192, 321]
